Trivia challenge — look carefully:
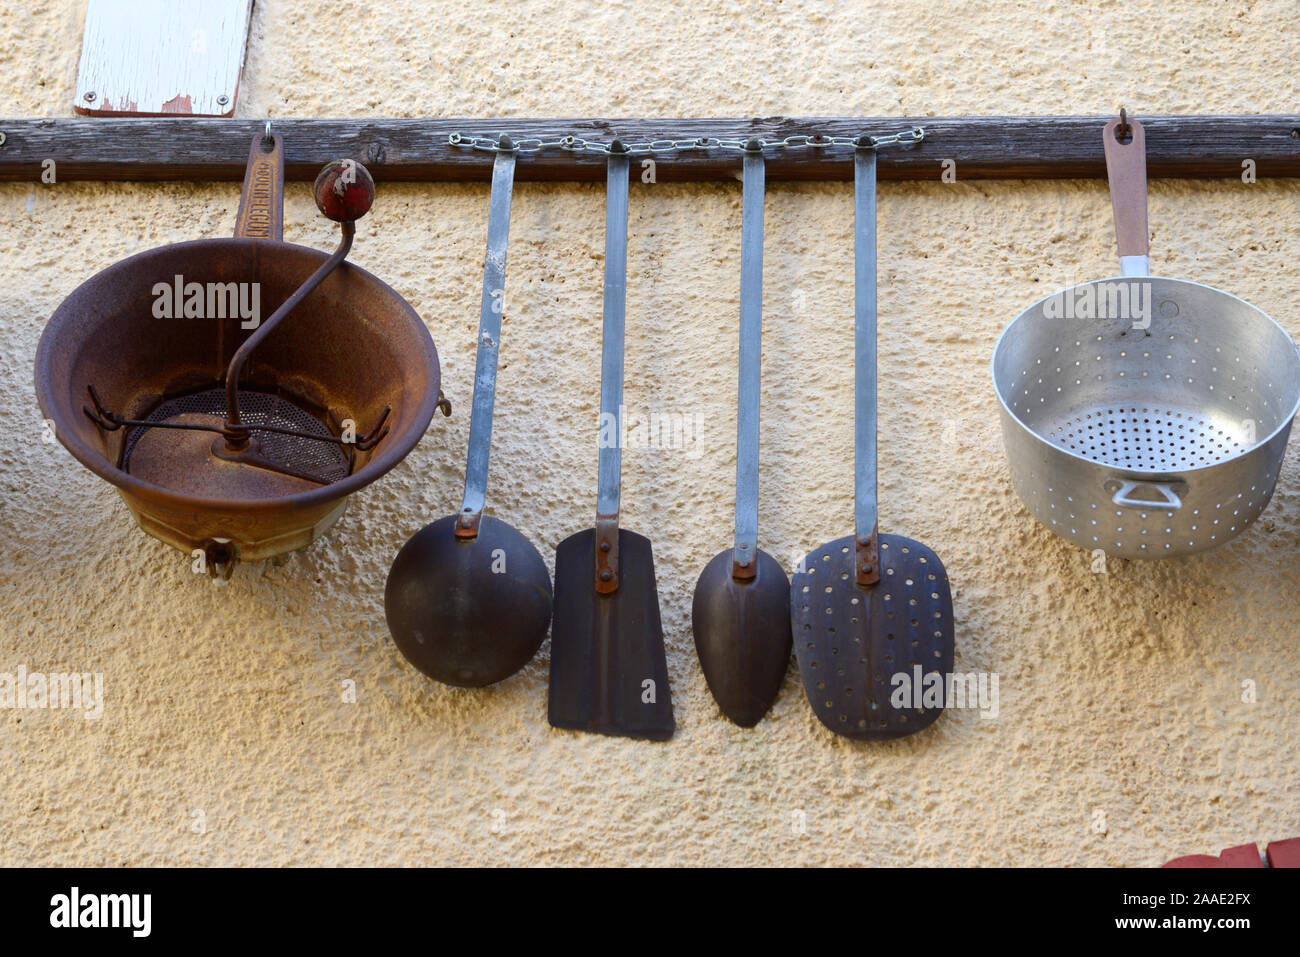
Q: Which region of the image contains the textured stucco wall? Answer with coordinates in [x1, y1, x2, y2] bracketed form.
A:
[2, 1, 1298, 866]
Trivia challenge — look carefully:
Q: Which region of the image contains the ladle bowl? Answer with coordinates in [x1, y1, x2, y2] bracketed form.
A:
[385, 515, 552, 687]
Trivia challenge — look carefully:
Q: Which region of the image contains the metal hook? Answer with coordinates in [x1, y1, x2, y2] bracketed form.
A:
[1116, 107, 1131, 142]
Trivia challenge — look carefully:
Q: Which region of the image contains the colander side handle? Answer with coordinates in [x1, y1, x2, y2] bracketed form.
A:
[1110, 479, 1183, 510]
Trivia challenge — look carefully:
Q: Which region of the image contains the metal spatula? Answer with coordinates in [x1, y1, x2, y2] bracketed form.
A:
[549, 142, 674, 741]
[790, 141, 955, 741]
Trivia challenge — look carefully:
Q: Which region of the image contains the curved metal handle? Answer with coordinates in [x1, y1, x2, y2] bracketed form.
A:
[1110, 479, 1182, 510]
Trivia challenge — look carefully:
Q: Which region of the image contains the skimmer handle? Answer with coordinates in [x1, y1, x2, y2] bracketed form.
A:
[853, 143, 880, 586]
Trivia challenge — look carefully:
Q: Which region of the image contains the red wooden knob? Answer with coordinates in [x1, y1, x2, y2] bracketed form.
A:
[313, 160, 375, 222]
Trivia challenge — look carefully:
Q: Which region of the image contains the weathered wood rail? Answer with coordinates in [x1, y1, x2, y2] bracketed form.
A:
[1, 115, 1297, 182]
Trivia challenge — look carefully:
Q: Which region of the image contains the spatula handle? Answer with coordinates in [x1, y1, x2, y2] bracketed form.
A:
[853, 144, 880, 586]
[458, 139, 517, 538]
[595, 144, 631, 593]
[732, 143, 765, 580]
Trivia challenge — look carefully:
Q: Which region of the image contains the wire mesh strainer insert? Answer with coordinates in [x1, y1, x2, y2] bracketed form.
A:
[121, 388, 351, 485]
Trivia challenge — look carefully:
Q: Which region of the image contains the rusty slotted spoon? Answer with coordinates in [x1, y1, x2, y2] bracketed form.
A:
[790, 141, 955, 741]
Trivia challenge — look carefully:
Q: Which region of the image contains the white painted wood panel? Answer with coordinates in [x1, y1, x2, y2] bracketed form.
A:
[73, 0, 253, 117]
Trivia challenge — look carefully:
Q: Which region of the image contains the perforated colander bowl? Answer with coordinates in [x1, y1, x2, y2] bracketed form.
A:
[992, 276, 1300, 558]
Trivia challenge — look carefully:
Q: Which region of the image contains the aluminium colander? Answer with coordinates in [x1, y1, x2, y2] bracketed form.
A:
[991, 115, 1300, 559]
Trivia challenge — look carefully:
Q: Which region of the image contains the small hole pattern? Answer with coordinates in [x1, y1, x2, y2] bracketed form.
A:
[1005, 452, 1280, 558]
[791, 533, 955, 741]
[1045, 405, 1246, 470]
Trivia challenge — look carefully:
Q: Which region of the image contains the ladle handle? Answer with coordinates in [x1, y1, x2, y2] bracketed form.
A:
[595, 145, 631, 594]
[732, 145, 764, 581]
[233, 131, 284, 241]
[457, 142, 517, 539]
[1103, 115, 1150, 278]
[853, 144, 880, 587]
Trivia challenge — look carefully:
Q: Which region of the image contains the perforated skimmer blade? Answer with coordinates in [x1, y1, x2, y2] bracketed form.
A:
[791, 143, 956, 741]
[792, 535, 953, 740]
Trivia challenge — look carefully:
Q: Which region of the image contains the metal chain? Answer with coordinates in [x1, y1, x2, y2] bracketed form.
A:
[448, 126, 925, 155]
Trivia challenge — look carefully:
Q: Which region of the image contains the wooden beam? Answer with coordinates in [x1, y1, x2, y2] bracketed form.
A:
[1, 115, 1298, 183]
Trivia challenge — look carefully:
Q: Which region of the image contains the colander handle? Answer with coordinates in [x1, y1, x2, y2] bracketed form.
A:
[1110, 479, 1182, 510]
[1102, 114, 1149, 278]
[233, 129, 284, 241]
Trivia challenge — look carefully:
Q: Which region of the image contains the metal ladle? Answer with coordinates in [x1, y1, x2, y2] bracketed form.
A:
[385, 136, 553, 687]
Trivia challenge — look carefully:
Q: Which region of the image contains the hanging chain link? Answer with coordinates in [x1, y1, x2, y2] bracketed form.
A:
[448, 126, 925, 155]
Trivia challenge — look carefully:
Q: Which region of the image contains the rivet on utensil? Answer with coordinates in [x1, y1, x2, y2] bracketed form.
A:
[217, 94, 230, 106]
[82, 91, 96, 102]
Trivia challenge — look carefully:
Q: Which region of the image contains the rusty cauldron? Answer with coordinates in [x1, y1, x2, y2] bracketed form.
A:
[35, 132, 445, 574]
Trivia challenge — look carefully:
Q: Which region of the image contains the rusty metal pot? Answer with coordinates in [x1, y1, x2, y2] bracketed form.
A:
[35, 132, 444, 574]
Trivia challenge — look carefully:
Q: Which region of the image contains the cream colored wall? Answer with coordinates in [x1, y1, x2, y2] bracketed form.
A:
[2, 0, 1297, 866]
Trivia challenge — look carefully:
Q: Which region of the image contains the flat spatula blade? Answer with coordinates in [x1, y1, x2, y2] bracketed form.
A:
[549, 528, 674, 740]
[791, 533, 954, 740]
